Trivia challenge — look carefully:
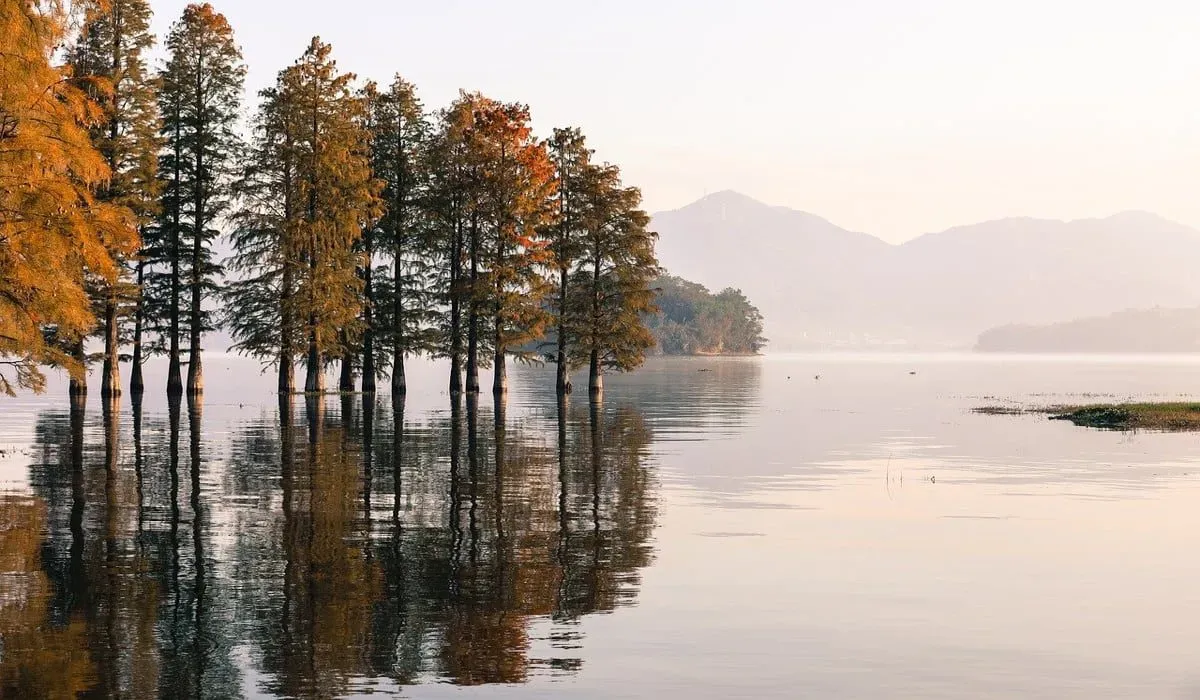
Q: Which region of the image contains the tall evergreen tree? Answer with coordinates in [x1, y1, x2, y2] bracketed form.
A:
[152, 2, 244, 396]
[545, 127, 592, 395]
[0, 0, 137, 396]
[226, 82, 304, 393]
[565, 164, 659, 396]
[426, 94, 478, 395]
[227, 38, 378, 395]
[291, 38, 379, 394]
[473, 101, 555, 395]
[366, 76, 434, 396]
[67, 0, 160, 399]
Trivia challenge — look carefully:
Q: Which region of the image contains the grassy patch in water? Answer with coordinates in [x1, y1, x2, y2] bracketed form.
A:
[974, 401, 1200, 431]
[1048, 403, 1200, 431]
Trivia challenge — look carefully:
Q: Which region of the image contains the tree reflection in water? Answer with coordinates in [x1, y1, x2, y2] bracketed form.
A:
[3, 390, 659, 697]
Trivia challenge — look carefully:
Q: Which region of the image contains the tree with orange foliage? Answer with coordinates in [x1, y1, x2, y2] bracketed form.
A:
[472, 101, 556, 395]
[0, 0, 137, 397]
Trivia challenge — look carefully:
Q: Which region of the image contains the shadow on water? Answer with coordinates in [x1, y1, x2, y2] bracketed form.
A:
[2, 388, 660, 697]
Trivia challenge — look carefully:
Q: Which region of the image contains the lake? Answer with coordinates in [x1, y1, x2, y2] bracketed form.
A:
[3, 353, 1200, 699]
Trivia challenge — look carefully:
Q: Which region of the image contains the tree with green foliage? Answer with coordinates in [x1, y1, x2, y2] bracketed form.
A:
[152, 2, 244, 396]
[566, 164, 659, 396]
[226, 80, 303, 393]
[365, 76, 435, 395]
[426, 94, 478, 395]
[67, 0, 161, 399]
[646, 274, 765, 355]
[544, 127, 591, 395]
[227, 38, 378, 395]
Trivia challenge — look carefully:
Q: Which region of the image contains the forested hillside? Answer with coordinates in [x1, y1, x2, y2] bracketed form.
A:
[646, 275, 766, 355]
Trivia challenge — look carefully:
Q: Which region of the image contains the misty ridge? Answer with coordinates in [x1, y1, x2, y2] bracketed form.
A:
[653, 191, 1200, 351]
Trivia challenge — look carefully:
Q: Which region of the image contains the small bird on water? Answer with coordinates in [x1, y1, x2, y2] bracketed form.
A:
[814, 374, 821, 380]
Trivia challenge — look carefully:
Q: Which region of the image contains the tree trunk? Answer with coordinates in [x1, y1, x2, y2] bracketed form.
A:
[448, 212, 463, 395]
[186, 234, 203, 394]
[130, 257, 145, 396]
[168, 230, 182, 395]
[362, 270, 375, 393]
[493, 308, 507, 395]
[339, 344, 355, 393]
[589, 347, 603, 397]
[279, 264, 295, 394]
[278, 348, 294, 395]
[187, 47, 206, 397]
[69, 339, 87, 400]
[556, 267, 569, 395]
[392, 353, 406, 396]
[589, 252, 603, 398]
[466, 217, 480, 393]
[101, 293, 120, 398]
[305, 335, 323, 394]
[187, 192, 203, 395]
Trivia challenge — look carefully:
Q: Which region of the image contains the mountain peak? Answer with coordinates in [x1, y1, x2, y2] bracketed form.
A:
[671, 190, 768, 213]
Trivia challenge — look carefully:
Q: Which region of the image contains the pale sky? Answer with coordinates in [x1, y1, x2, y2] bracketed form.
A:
[148, 0, 1200, 243]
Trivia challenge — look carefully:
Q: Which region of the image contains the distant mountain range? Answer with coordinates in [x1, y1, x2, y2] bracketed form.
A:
[976, 308, 1200, 353]
[652, 191, 1200, 350]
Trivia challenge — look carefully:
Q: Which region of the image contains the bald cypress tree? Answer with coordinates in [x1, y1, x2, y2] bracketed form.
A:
[565, 164, 659, 396]
[152, 3, 244, 396]
[545, 127, 592, 395]
[426, 95, 478, 395]
[0, 0, 137, 396]
[291, 38, 379, 393]
[226, 81, 303, 393]
[427, 94, 554, 396]
[472, 101, 555, 395]
[366, 77, 434, 396]
[67, 0, 161, 399]
[228, 38, 378, 395]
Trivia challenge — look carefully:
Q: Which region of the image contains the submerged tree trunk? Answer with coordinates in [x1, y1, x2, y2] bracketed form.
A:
[69, 339, 87, 400]
[466, 217, 480, 394]
[589, 347, 602, 396]
[493, 299, 506, 395]
[305, 334, 323, 394]
[101, 292, 120, 398]
[168, 225, 182, 396]
[167, 104, 183, 396]
[588, 253, 603, 397]
[448, 214, 463, 395]
[362, 254, 376, 393]
[186, 181, 204, 396]
[279, 264, 295, 394]
[556, 267, 569, 395]
[339, 341, 355, 393]
[391, 265, 405, 396]
[130, 257, 146, 396]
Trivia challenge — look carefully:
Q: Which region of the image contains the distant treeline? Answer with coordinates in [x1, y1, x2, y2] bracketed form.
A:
[976, 307, 1200, 353]
[1, 0, 661, 399]
[645, 275, 766, 355]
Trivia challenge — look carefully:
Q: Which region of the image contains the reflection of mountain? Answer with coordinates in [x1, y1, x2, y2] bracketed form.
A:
[5, 391, 661, 696]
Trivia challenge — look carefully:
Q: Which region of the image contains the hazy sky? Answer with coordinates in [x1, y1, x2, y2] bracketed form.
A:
[148, 0, 1200, 243]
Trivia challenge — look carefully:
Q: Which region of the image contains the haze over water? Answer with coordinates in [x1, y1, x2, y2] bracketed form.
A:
[3, 353, 1200, 698]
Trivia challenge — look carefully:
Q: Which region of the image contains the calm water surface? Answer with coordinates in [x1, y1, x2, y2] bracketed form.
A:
[3, 354, 1200, 698]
